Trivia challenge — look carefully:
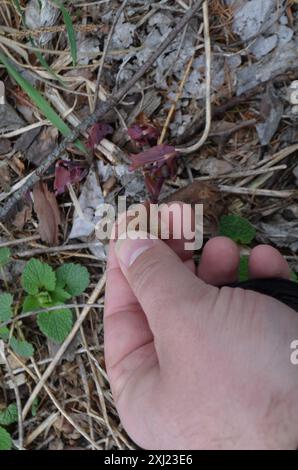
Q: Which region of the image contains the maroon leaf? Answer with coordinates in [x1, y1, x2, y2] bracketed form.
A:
[144, 173, 165, 202]
[54, 160, 88, 195]
[86, 122, 113, 149]
[129, 145, 179, 170]
[128, 124, 160, 146]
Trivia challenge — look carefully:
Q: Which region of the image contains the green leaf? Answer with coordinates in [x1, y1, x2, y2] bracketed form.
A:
[22, 295, 40, 313]
[53, 0, 77, 65]
[22, 259, 56, 295]
[36, 291, 53, 308]
[290, 271, 298, 282]
[0, 404, 18, 426]
[0, 51, 85, 153]
[9, 338, 34, 358]
[0, 426, 12, 450]
[31, 398, 39, 418]
[219, 215, 256, 245]
[238, 255, 249, 282]
[0, 247, 11, 268]
[37, 309, 73, 343]
[0, 327, 9, 340]
[0, 294, 13, 322]
[50, 286, 72, 304]
[56, 263, 90, 296]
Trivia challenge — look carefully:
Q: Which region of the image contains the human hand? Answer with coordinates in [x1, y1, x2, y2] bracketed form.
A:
[104, 210, 298, 450]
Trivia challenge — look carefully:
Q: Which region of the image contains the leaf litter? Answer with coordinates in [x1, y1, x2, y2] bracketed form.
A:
[0, 0, 297, 450]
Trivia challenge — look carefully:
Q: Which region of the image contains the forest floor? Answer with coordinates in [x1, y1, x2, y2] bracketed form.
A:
[0, 0, 297, 450]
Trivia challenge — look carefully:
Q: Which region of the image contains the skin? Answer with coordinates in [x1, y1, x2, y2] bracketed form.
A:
[104, 209, 298, 450]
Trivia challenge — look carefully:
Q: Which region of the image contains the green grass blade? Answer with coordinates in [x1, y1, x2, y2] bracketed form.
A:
[0, 52, 85, 153]
[53, 0, 77, 66]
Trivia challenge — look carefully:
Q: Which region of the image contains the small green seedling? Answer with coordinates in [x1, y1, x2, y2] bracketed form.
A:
[0, 258, 90, 357]
[0, 247, 11, 290]
[0, 403, 18, 450]
[219, 215, 256, 245]
[219, 215, 297, 282]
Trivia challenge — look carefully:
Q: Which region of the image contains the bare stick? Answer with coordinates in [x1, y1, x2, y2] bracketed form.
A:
[0, 0, 204, 222]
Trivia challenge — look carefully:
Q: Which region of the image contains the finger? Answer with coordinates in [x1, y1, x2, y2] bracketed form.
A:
[104, 239, 156, 397]
[114, 231, 217, 350]
[159, 201, 195, 261]
[249, 245, 291, 280]
[197, 236, 240, 285]
[104, 203, 196, 395]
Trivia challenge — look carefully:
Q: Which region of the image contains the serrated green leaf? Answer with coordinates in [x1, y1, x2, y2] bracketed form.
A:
[22, 295, 40, 313]
[22, 259, 56, 295]
[0, 426, 12, 450]
[219, 215, 256, 245]
[50, 286, 72, 304]
[0, 327, 9, 340]
[0, 294, 13, 322]
[9, 337, 34, 358]
[37, 309, 73, 343]
[0, 404, 18, 426]
[0, 247, 11, 268]
[238, 255, 249, 282]
[56, 263, 90, 296]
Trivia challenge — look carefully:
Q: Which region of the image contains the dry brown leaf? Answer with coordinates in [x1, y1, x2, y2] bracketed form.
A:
[27, 127, 58, 166]
[163, 181, 226, 236]
[0, 163, 11, 191]
[12, 202, 32, 230]
[33, 181, 61, 245]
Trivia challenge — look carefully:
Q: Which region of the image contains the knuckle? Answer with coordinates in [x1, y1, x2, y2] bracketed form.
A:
[130, 251, 161, 296]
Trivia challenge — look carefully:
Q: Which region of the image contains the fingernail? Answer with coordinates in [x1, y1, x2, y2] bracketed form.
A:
[115, 230, 157, 268]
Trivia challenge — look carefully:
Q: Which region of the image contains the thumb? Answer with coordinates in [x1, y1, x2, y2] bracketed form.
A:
[115, 231, 216, 339]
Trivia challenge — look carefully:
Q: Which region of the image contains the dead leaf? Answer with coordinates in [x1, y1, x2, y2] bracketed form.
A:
[12, 202, 32, 230]
[128, 123, 160, 146]
[0, 139, 11, 154]
[26, 127, 58, 166]
[13, 127, 41, 153]
[54, 160, 88, 195]
[86, 122, 113, 150]
[129, 144, 179, 170]
[33, 181, 61, 245]
[163, 181, 226, 236]
[0, 163, 11, 191]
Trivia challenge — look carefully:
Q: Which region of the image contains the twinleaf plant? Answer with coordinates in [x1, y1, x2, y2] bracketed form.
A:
[0, 256, 90, 356]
